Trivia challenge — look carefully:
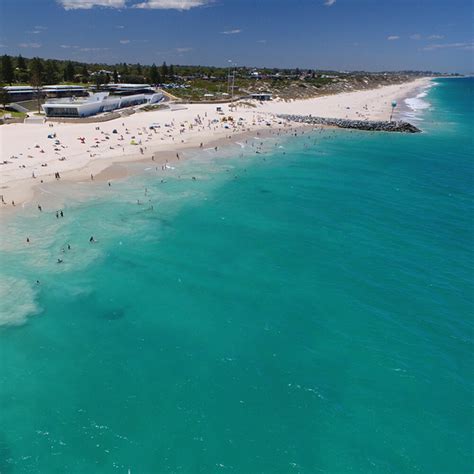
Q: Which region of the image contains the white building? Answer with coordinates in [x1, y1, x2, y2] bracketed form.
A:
[43, 85, 88, 98]
[3, 86, 39, 101]
[42, 91, 163, 118]
[102, 83, 155, 95]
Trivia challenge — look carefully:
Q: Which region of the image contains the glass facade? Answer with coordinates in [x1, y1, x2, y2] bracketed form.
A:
[44, 107, 80, 117]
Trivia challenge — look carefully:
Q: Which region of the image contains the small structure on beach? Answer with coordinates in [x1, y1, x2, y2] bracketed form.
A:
[249, 92, 273, 101]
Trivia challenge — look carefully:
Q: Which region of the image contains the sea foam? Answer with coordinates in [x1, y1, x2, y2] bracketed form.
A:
[403, 83, 435, 120]
[0, 277, 40, 326]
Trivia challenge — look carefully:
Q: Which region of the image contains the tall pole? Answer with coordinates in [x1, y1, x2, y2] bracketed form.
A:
[227, 59, 232, 95]
[231, 64, 236, 102]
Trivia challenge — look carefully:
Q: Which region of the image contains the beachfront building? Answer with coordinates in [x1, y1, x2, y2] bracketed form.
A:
[101, 83, 156, 95]
[250, 92, 273, 101]
[2, 86, 39, 102]
[41, 91, 163, 118]
[42, 85, 88, 98]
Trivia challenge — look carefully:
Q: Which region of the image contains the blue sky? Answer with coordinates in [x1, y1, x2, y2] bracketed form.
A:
[0, 0, 472, 72]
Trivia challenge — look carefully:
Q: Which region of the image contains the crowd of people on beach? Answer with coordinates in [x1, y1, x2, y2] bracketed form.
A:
[2, 105, 341, 276]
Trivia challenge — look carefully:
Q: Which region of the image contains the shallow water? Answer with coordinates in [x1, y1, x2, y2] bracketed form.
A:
[0, 78, 472, 473]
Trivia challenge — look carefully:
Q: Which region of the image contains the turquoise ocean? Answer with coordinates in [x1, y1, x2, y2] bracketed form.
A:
[0, 78, 472, 473]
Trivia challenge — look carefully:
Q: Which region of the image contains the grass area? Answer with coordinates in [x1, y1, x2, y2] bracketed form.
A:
[0, 109, 27, 119]
[140, 104, 168, 112]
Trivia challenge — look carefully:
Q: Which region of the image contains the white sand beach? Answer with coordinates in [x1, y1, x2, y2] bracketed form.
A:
[0, 77, 430, 210]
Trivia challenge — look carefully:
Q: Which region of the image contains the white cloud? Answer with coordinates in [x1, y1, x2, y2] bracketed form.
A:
[257, 39, 267, 44]
[120, 39, 131, 44]
[27, 25, 48, 34]
[57, 0, 126, 10]
[422, 42, 473, 51]
[324, 0, 336, 6]
[410, 34, 421, 40]
[19, 42, 42, 48]
[221, 29, 241, 35]
[116, 25, 125, 28]
[79, 47, 110, 51]
[428, 34, 444, 40]
[132, 0, 209, 10]
[176, 47, 192, 52]
[387, 35, 400, 41]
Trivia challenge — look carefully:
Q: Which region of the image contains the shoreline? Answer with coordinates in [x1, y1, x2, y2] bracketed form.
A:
[0, 77, 432, 216]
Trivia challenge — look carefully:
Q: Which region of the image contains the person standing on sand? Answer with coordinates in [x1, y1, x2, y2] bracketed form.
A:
[38, 205, 42, 212]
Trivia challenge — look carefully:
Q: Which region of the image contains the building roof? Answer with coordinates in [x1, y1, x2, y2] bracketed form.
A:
[105, 83, 152, 89]
[3, 86, 37, 92]
[43, 85, 86, 91]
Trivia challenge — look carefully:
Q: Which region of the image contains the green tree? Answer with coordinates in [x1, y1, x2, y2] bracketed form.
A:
[17, 54, 27, 71]
[15, 54, 29, 82]
[44, 60, 59, 84]
[29, 57, 44, 113]
[169, 64, 174, 78]
[149, 63, 161, 85]
[113, 69, 119, 83]
[63, 61, 75, 82]
[135, 63, 142, 75]
[0, 55, 14, 84]
[0, 88, 10, 109]
[121, 63, 129, 75]
[81, 65, 89, 83]
[161, 61, 169, 80]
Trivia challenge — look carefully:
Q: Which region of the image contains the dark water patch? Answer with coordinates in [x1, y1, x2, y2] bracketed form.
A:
[102, 308, 126, 321]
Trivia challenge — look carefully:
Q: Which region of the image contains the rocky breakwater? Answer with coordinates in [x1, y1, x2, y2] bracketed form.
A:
[278, 114, 421, 133]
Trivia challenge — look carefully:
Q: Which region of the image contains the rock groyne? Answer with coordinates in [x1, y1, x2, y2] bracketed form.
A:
[278, 114, 421, 133]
